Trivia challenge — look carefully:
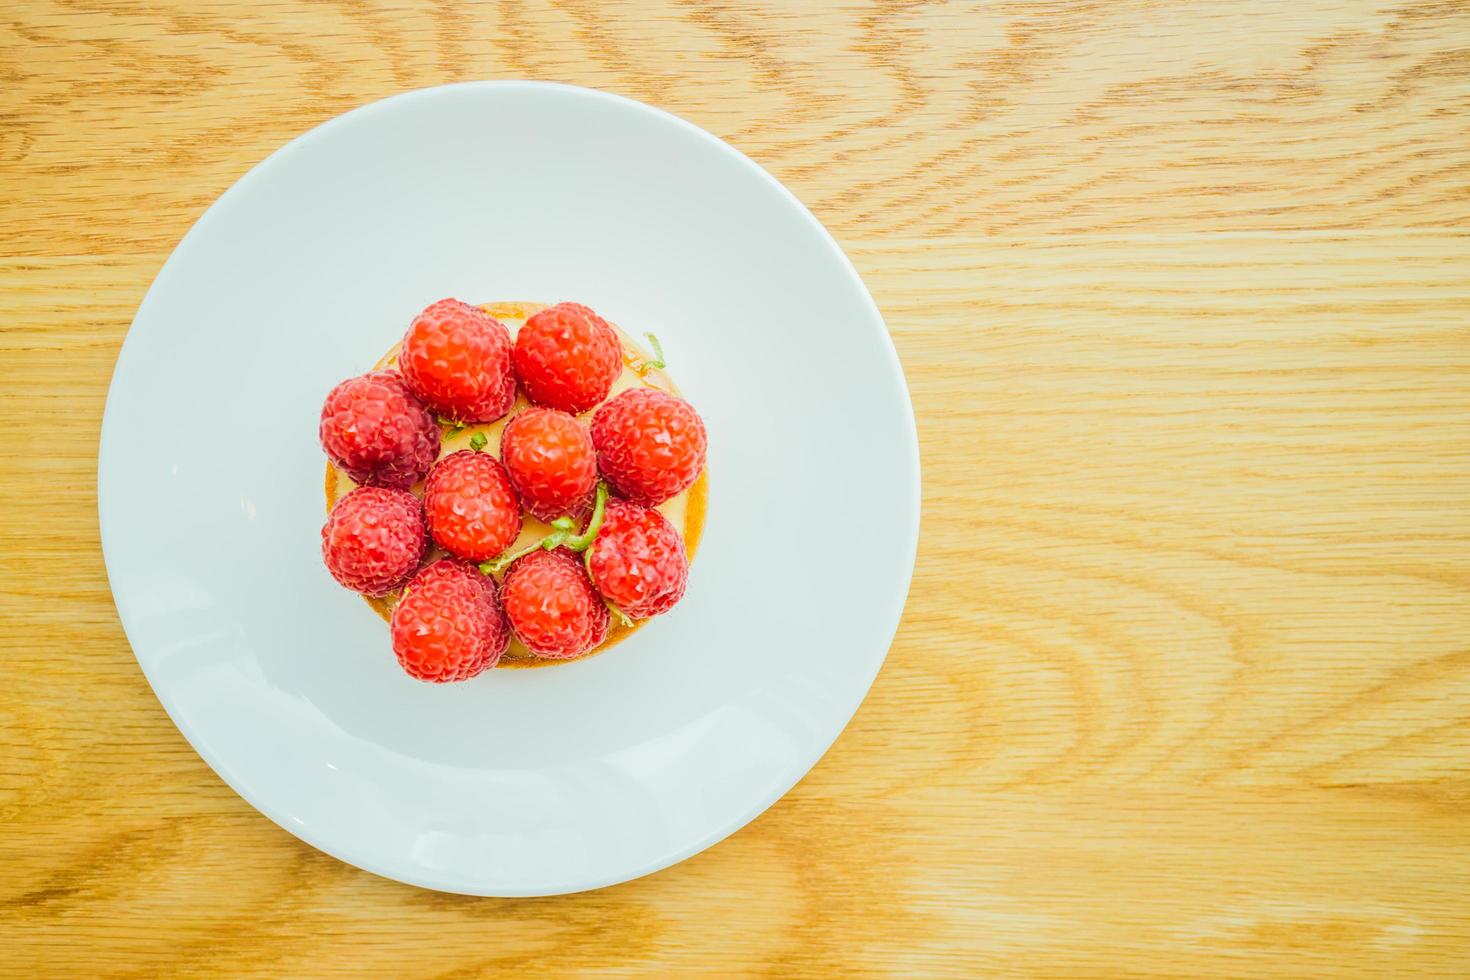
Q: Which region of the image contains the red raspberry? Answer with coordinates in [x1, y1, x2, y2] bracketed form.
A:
[319, 370, 438, 489]
[500, 407, 597, 523]
[320, 486, 427, 596]
[399, 299, 517, 423]
[423, 450, 522, 561]
[586, 499, 689, 619]
[500, 549, 610, 659]
[513, 302, 622, 414]
[591, 387, 707, 506]
[390, 560, 509, 682]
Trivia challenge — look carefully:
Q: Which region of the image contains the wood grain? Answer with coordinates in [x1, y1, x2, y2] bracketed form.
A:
[3, 1, 1470, 976]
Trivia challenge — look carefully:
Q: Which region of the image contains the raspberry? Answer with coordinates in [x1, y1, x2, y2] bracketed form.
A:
[320, 486, 427, 596]
[500, 407, 597, 523]
[390, 560, 509, 682]
[586, 499, 689, 619]
[319, 370, 438, 489]
[513, 302, 622, 414]
[500, 549, 609, 659]
[423, 450, 522, 561]
[591, 387, 707, 506]
[399, 299, 516, 423]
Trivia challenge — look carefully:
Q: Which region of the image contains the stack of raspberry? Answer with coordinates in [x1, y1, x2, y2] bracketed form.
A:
[318, 299, 707, 683]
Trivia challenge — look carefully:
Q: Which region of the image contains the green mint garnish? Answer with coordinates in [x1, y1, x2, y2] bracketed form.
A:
[477, 482, 612, 575]
[557, 481, 609, 552]
[642, 332, 666, 371]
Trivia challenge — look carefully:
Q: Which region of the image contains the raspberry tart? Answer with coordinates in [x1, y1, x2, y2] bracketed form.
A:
[321, 300, 707, 679]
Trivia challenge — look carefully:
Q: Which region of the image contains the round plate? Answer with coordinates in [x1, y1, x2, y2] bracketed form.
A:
[99, 81, 919, 896]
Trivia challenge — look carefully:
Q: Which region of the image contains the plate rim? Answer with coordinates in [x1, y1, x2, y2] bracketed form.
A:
[97, 79, 922, 896]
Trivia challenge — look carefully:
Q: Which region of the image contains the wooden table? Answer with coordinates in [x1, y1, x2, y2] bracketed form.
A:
[4, 2, 1469, 975]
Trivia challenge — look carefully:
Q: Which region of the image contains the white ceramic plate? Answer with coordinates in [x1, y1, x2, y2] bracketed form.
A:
[99, 81, 919, 896]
